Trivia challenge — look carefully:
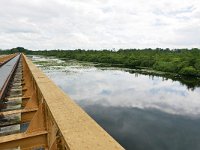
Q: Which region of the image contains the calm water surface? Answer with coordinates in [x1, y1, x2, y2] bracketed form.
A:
[30, 55, 200, 150]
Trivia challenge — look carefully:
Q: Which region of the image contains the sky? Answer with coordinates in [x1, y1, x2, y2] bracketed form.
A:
[0, 0, 199, 50]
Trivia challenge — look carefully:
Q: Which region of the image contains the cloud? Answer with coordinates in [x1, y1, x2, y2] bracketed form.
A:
[0, 0, 199, 49]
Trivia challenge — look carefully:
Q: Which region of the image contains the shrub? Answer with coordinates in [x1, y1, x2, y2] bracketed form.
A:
[179, 66, 199, 76]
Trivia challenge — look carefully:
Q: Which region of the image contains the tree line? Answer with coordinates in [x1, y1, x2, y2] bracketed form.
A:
[1, 47, 200, 77]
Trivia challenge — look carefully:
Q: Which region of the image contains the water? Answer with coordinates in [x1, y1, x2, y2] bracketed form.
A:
[30, 55, 200, 150]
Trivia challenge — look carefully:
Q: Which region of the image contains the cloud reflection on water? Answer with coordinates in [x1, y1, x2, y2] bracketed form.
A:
[45, 67, 200, 118]
[83, 105, 200, 150]
[31, 55, 200, 150]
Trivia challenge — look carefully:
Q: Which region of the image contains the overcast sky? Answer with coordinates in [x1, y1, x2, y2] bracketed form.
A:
[0, 0, 199, 50]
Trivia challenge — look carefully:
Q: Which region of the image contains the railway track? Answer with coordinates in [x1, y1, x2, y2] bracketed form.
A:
[0, 54, 25, 136]
[0, 54, 45, 149]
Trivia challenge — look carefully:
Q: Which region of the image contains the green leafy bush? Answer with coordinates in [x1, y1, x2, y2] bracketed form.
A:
[179, 66, 199, 76]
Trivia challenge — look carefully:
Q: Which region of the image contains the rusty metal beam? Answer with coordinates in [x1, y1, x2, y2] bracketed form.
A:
[22, 54, 124, 149]
[0, 108, 38, 116]
[0, 54, 124, 150]
[0, 131, 47, 149]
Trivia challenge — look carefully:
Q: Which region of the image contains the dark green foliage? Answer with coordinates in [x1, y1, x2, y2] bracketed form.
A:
[1, 47, 200, 77]
[153, 61, 179, 73]
[0, 47, 27, 54]
[179, 66, 199, 76]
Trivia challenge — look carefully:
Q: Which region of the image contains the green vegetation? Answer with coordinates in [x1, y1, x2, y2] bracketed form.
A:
[1, 47, 200, 77]
[28, 48, 200, 77]
[0, 47, 27, 54]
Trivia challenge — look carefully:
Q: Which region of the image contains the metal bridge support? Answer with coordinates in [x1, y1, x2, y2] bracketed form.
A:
[0, 54, 124, 150]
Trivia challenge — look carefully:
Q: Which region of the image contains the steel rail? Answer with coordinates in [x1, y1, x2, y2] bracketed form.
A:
[0, 54, 21, 100]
